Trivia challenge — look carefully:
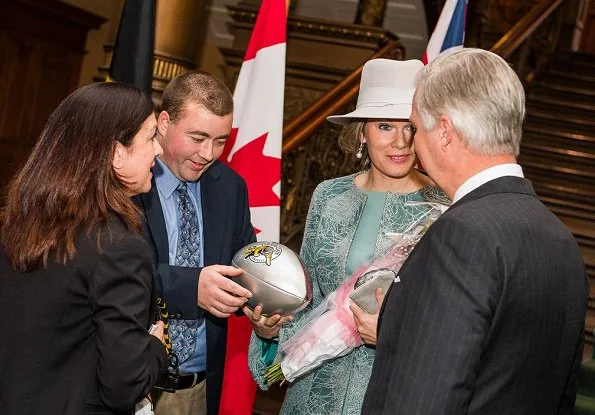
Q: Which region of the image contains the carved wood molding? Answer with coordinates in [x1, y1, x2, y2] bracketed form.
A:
[227, 4, 398, 45]
[0, 0, 106, 187]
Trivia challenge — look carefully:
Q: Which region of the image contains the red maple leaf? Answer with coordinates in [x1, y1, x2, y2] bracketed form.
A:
[220, 128, 281, 210]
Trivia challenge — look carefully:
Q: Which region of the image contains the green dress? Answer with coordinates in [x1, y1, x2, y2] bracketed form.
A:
[248, 173, 449, 415]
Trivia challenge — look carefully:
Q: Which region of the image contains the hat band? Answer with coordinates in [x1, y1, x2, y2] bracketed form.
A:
[356, 87, 415, 109]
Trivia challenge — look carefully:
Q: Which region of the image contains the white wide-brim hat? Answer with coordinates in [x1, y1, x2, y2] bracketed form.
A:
[327, 58, 424, 125]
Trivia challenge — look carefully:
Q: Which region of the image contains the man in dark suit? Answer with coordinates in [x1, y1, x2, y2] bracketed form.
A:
[135, 71, 256, 415]
[362, 48, 588, 414]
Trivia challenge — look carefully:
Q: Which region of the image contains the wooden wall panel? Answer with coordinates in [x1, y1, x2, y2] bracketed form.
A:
[0, 0, 104, 190]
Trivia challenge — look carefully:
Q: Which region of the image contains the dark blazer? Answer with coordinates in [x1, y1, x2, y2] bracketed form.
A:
[0, 214, 168, 415]
[135, 160, 256, 415]
[362, 176, 588, 415]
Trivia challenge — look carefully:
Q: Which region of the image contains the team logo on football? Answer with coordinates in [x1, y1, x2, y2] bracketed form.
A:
[243, 244, 282, 266]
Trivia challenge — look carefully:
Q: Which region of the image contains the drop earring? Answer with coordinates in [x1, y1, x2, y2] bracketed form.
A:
[356, 142, 364, 159]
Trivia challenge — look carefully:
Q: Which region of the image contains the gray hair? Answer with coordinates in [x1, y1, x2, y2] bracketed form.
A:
[414, 48, 525, 156]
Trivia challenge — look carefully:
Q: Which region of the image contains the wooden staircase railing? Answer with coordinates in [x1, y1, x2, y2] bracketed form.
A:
[490, 0, 567, 59]
[489, 0, 568, 86]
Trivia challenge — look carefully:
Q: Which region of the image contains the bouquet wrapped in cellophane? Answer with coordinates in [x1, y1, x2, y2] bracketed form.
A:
[265, 201, 448, 385]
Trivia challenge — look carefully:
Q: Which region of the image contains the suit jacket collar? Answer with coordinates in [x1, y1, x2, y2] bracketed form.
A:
[200, 161, 227, 266]
[140, 160, 227, 266]
[138, 176, 168, 264]
[449, 176, 537, 211]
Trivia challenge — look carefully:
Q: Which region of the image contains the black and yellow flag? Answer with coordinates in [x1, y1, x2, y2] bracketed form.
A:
[108, 0, 156, 93]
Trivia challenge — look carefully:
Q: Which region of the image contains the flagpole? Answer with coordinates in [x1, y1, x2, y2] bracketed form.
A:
[286, 0, 291, 17]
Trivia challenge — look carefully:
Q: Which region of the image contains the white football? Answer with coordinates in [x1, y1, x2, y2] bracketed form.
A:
[232, 241, 312, 316]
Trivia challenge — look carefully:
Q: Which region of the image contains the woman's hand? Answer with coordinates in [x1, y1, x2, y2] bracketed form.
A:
[349, 288, 386, 346]
[149, 321, 165, 344]
[243, 304, 293, 340]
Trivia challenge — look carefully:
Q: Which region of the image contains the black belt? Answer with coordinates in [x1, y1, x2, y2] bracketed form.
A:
[175, 371, 206, 390]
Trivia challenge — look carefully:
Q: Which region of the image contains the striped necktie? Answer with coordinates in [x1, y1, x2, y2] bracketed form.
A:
[169, 182, 202, 364]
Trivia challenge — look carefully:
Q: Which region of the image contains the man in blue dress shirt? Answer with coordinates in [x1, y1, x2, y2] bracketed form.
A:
[136, 71, 256, 415]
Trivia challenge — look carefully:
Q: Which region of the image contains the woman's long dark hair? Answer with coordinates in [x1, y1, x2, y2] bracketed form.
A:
[1, 82, 154, 272]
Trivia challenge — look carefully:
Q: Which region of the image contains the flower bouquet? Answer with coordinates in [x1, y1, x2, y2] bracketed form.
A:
[264, 201, 447, 385]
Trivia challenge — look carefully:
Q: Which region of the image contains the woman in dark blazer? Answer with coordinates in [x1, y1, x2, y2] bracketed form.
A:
[0, 82, 168, 415]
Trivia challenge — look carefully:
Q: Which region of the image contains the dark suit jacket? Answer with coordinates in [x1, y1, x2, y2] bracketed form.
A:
[0, 214, 168, 415]
[362, 176, 588, 415]
[135, 160, 256, 415]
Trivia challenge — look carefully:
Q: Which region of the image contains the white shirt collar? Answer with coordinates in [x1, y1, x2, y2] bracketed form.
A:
[452, 163, 524, 204]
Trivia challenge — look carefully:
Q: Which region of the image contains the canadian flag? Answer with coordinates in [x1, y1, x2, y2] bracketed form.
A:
[219, 0, 286, 413]
[423, 0, 467, 64]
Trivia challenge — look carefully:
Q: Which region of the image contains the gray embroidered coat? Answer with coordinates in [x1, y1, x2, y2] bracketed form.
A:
[248, 173, 448, 415]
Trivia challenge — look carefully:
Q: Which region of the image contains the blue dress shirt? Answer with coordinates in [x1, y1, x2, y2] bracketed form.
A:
[154, 158, 206, 373]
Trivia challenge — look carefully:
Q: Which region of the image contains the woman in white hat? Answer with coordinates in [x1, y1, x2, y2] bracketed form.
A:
[248, 58, 449, 414]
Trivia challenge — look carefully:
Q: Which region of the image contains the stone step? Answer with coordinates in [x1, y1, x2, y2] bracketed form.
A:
[580, 253, 595, 280]
[527, 173, 595, 207]
[539, 52, 595, 373]
[547, 67, 595, 83]
[530, 81, 595, 104]
[520, 157, 595, 197]
[543, 200, 595, 233]
[524, 110, 595, 138]
[527, 92, 595, 114]
[588, 275, 595, 298]
[551, 56, 595, 79]
[520, 155, 595, 188]
[523, 127, 595, 154]
[588, 281, 595, 305]
[529, 74, 595, 97]
[585, 312, 595, 333]
[529, 83, 595, 107]
[541, 194, 595, 220]
[537, 72, 595, 92]
[554, 211, 595, 237]
[588, 276, 595, 317]
[524, 126, 595, 141]
[545, 53, 595, 76]
[520, 142, 595, 170]
[528, 101, 595, 123]
[557, 217, 595, 252]
[578, 236, 595, 255]
[568, 53, 595, 70]
[585, 345, 594, 363]
[585, 318, 594, 361]
[527, 105, 595, 130]
[554, 216, 595, 277]
[570, 51, 595, 62]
